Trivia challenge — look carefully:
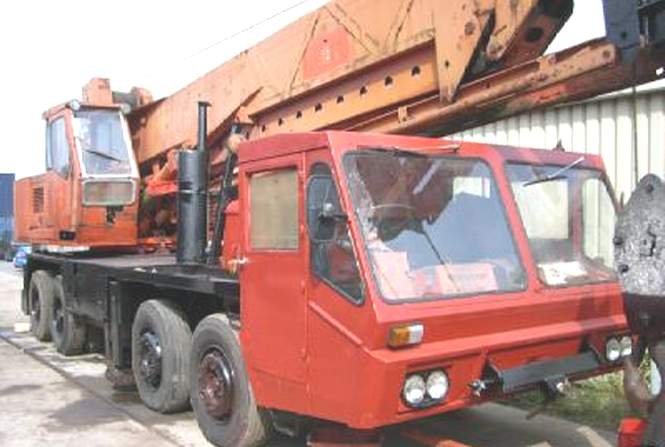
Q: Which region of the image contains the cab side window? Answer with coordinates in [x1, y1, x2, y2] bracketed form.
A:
[250, 168, 299, 250]
[307, 163, 363, 302]
[46, 118, 70, 177]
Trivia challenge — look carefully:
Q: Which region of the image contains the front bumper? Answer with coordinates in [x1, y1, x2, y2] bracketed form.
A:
[340, 324, 623, 429]
[473, 350, 603, 395]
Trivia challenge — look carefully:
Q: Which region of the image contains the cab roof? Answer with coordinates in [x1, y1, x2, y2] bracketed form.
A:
[237, 131, 606, 171]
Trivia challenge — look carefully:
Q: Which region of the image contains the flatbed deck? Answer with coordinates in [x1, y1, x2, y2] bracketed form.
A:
[29, 251, 239, 296]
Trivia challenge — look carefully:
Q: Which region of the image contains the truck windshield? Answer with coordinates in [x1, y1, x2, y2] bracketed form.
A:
[73, 110, 132, 175]
[507, 164, 617, 286]
[344, 151, 526, 302]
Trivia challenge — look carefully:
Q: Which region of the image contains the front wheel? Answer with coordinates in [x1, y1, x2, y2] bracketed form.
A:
[190, 314, 273, 447]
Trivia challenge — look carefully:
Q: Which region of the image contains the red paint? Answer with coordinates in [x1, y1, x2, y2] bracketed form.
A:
[618, 418, 647, 447]
[303, 27, 354, 80]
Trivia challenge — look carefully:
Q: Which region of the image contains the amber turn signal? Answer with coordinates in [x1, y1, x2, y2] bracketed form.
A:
[388, 324, 424, 348]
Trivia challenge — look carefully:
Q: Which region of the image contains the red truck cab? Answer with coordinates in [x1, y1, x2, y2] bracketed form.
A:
[220, 131, 627, 430]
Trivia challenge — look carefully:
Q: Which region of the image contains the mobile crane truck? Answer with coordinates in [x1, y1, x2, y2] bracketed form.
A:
[13, 0, 665, 446]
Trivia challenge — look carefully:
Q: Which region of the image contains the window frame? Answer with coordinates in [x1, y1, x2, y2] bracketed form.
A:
[342, 152, 528, 304]
[306, 162, 365, 305]
[248, 167, 300, 252]
[72, 108, 139, 179]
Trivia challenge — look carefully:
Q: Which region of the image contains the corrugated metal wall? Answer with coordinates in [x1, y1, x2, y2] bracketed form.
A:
[449, 87, 665, 201]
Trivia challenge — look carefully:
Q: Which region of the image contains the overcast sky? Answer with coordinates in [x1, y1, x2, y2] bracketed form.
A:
[0, 0, 609, 180]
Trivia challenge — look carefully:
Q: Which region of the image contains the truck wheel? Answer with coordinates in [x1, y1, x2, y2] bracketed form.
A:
[28, 270, 55, 341]
[190, 314, 273, 447]
[132, 299, 192, 413]
[50, 275, 86, 356]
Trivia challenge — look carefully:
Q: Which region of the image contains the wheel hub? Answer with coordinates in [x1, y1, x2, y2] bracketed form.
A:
[198, 349, 234, 420]
[138, 331, 162, 389]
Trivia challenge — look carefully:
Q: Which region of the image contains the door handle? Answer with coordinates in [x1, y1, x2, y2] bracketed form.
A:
[228, 256, 249, 273]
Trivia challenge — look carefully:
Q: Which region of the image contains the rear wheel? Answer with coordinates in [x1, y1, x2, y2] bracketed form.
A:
[29, 270, 55, 341]
[190, 314, 273, 447]
[132, 299, 192, 413]
[50, 275, 87, 355]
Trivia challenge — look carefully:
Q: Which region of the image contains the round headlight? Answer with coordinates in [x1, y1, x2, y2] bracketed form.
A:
[403, 375, 426, 406]
[620, 336, 633, 358]
[426, 370, 449, 401]
[606, 338, 622, 362]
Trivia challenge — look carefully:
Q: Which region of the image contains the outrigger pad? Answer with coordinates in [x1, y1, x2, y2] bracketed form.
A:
[615, 174, 665, 337]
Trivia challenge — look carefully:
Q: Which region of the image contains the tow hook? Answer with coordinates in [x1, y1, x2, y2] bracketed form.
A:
[469, 378, 495, 397]
[526, 376, 570, 420]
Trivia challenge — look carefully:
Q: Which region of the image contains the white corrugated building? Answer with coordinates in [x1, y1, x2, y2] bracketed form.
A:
[449, 81, 665, 201]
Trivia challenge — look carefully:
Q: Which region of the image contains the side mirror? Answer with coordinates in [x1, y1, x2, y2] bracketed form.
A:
[320, 202, 347, 221]
[310, 202, 348, 242]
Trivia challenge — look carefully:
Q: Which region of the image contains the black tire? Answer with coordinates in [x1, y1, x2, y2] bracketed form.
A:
[132, 299, 192, 413]
[50, 275, 87, 356]
[28, 270, 55, 341]
[190, 314, 273, 447]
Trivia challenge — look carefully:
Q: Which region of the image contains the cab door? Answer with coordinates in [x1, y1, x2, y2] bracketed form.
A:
[239, 155, 308, 393]
[28, 113, 75, 242]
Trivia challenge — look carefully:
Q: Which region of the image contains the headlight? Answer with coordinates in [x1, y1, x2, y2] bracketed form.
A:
[620, 336, 633, 358]
[426, 370, 449, 401]
[605, 338, 622, 362]
[403, 375, 426, 406]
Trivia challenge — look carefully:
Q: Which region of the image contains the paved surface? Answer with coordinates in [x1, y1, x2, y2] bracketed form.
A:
[0, 261, 618, 446]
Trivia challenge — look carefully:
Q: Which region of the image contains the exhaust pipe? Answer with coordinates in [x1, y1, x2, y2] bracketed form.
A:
[176, 101, 210, 264]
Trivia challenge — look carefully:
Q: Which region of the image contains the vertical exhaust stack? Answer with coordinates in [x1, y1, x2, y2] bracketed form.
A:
[176, 101, 210, 264]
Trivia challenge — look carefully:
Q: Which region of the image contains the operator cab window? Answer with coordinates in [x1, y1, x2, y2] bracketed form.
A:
[46, 117, 70, 177]
[249, 169, 299, 250]
[307, 163, 363, 302]
[73, 110, 132, 176]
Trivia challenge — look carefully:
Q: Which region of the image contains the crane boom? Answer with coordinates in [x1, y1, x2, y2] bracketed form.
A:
[129, 0, 663, 180]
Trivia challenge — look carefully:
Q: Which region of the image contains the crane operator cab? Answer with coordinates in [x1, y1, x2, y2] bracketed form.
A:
[14, 79, 149, 251]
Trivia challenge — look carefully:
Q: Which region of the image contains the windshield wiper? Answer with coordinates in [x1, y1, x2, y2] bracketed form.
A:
[82, 147, 125, 163]
[76, 136, 125, 163]
[362, 146, 427, 158]
[523, 156, 585, 187]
